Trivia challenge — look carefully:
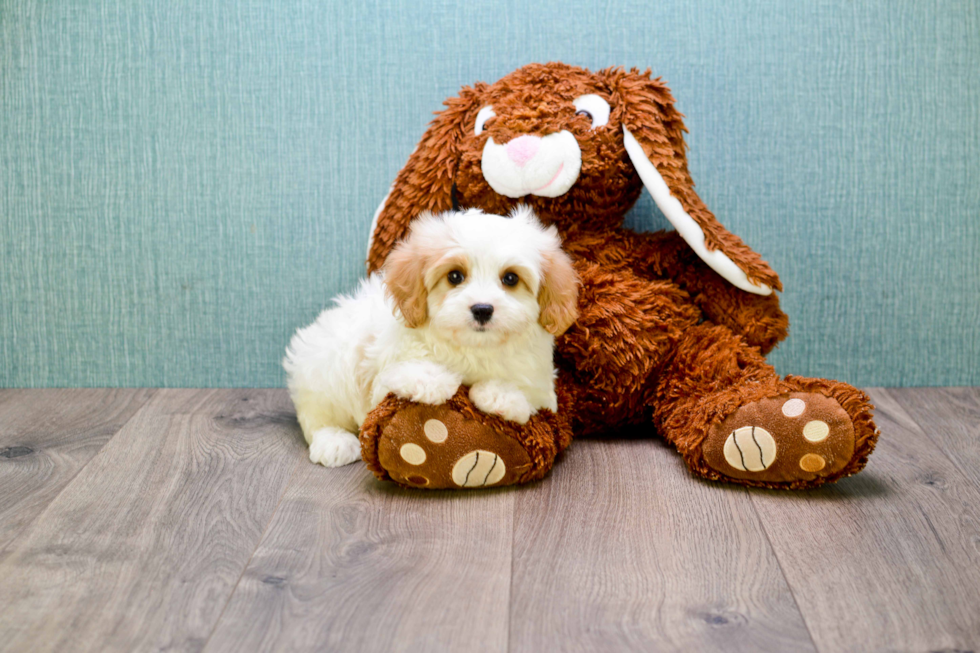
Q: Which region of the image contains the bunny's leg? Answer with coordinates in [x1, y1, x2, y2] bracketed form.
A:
[652, 323, 879, 488]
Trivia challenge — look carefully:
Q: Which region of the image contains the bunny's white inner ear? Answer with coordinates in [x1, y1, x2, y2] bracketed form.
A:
[623, 127, 772, 296]
[367, 143, 421, 267]
[365, 184, 394, 268]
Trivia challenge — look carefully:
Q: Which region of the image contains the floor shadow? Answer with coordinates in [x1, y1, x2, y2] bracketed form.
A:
[363, 474, 521, 501]
[741, 470, 892, 502]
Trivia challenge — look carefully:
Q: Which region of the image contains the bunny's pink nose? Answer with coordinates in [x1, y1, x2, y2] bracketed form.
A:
[505, 135, 540, 167]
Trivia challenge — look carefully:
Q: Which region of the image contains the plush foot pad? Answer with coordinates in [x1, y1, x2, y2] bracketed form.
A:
[703, 392, 855, 484]
[377, 403, 533, 489]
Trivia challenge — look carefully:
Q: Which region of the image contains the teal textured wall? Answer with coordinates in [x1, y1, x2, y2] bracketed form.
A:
[1, 0, 978, 388]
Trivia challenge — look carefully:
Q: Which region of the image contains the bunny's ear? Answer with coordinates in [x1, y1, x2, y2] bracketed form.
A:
[611, 69, 781, 294]
[366, 86, 484, 273]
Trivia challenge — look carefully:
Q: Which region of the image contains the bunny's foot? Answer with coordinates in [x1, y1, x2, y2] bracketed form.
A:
[360, 387, 572, 489]
[699, 380, 879, 489]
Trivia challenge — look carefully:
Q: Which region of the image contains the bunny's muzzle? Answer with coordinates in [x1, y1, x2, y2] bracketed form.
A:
[481, 131, 582, 199]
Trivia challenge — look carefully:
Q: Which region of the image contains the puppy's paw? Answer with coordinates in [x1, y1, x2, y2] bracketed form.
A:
[309, 427, 362, 467]
[469, 380, 534, 424]
[375, 361, 462, 406]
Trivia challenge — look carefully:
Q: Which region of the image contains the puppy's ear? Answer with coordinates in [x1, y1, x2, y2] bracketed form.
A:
[603, 67, 781, 295]
[367, 85, 485, 274]
[383, 226, 432, 328]
[538, 238, 579, 336]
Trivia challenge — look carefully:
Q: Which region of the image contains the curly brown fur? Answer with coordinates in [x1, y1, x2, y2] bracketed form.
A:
[362, 62, 878, 490]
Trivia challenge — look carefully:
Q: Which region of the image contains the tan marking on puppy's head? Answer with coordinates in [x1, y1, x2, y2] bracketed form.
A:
[423, 252, 469, 294]
[382, 211, 454, 328]
[536, 230, 579, 336]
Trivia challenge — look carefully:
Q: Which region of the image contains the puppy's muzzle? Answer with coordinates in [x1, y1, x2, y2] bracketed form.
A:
[470, 304, 494, 325]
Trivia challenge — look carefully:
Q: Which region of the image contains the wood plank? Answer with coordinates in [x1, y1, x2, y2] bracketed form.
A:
[509, 436, 815, 653]
[888, 387, 980, 493]
[204, 464, 514, 653]
[0, 389, 154, 561]
[0, 389, 305, 653]
[751, 388, 980, 652]
[139, 388, 227, 415]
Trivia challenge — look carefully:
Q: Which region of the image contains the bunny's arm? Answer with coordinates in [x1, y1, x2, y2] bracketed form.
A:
[627, 229, 789, 353]
[561, 228, 788, 354]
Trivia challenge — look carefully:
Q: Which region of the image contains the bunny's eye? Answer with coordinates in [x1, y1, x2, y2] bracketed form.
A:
[572, 95, 611, 129]
[475, 106, 496, 135]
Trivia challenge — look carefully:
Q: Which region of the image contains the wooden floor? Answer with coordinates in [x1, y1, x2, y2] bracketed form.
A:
[0, 389, 978, 652]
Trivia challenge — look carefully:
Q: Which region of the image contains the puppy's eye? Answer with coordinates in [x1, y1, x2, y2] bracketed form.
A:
[502, 272, 519, 287]
[475, 106, 496, 136]
[447, 270, 465, 285]
[572, 94, 611, 129]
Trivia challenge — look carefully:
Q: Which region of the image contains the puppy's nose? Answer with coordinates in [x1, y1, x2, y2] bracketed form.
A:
[470, 304, 494, 325]
[505, 135, 540, 167]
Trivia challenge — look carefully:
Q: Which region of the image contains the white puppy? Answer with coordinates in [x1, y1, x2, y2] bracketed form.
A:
[283, 206, 579, 468]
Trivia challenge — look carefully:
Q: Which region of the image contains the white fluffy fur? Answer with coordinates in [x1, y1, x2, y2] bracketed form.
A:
[284, 207, 575, 467]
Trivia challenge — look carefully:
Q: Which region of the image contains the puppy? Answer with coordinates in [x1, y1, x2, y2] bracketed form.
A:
[283, 206, 579, 467]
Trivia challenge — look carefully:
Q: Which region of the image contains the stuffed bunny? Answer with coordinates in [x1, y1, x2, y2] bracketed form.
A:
[359, 63, 878, 490]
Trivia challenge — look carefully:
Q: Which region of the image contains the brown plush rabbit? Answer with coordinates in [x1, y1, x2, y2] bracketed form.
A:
[360, 62, 878, 489]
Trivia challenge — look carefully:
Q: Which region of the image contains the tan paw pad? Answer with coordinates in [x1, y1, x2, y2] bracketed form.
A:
[799, 453, 826, 472]
[452, 450, 506, 487]
[399, 443, 426, 465]
[424, 419, 449, 443]
[782, 398, 806, 417]
[723, 427, 777, 472]
[802, 420, 830, 442]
